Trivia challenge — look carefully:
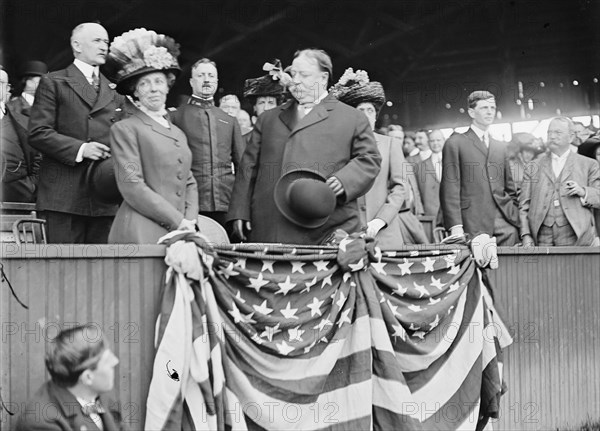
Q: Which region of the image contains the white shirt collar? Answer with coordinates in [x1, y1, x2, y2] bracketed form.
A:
[73, 59, 98, 81]
[551, 149, 570, 162]
[298, 91, 328, 112]
[419, 149, 432, 160]
[138, 104, 169, 128]
[470, 124, 488, 140]
[22, 93, 35, 106]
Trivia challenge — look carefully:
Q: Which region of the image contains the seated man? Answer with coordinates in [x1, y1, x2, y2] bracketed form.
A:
[16, 324, 128, 430]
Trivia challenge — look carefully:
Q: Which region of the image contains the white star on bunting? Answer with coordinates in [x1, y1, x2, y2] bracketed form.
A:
[448, 265, 460, 275]
[220, 262, 239, 279]
[337, 308, 352, 327]
[422, 257, 435, 272]
[307, 297, 324, 317]
[408, 304, 423, 312]
[430, 276, 445, 290]
[428, 297, 441, 305]
[280, 302, 299, 320]
[429, 314, 441, 329]
[260, 323, 281, 342]
[313, 260, 329, 271]
[313, 318, 333, 332]
[301, 276, 318, 293]
[261, 260, 275, 273]
[253, 300, 273, 315]
[276, 276, 296, 295]
[236, 258, 247, 269]
[342, 272, 352, 283]
[348, 258, 365, 271]
[291, 261, 305, 274]
[371, 261, 387, 274]
[234, 290, 246, 303]
[392, 323, 406, 341]
[228, 302, 245, 323]
[394, 283, 408, 295]
[276, 340, 294, 355]
[413, 282, 429, 298]
[398, 259, 413, 275]
[248, 272, 269, 292]
[412, 331, 426, 340]
[288, 326, 305, 342]
[321, 275, 332, 288]
[448, 282, 460, 292]
[336, 291, 347, 308]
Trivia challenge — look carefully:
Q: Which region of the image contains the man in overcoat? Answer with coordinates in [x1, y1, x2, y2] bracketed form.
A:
[227, 48, 381, 245]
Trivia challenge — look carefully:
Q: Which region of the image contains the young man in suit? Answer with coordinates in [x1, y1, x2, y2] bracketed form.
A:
[15, 324, 128, 430]
[440, 91, 520, 245]
[28, 23, 125, 243]
[228, 48, 381, 244]
[520, 117, 600, 246]
[171, 58, 245, 227]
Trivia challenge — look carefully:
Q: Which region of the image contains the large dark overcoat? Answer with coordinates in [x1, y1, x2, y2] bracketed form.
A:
[227, 96, 381, 244]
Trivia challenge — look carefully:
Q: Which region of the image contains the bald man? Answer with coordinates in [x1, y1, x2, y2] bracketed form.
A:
[29, 23, 126, 243]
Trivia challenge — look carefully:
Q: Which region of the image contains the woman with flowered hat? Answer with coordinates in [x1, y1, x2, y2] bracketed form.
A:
[330, 68, 429, 247]
[105, 28, 198, 244]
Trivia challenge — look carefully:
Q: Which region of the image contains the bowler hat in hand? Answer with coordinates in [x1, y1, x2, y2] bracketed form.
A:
[274, 169, 336, 229]
[85, 158, 122, 204]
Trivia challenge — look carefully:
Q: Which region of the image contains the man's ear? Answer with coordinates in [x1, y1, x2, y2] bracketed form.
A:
[467, 108, 475, 120]
[72, 40, 81, 54]
[79, 369, 93, 385]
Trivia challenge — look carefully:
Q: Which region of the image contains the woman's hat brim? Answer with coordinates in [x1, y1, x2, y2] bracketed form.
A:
[115, 66, 181, 95]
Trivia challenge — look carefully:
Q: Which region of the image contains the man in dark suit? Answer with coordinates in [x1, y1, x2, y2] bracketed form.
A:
[415, 129, 444, 221]
[520, 117, 600, 246]
[228, 48, 381, 244]
[2, 62, 47, 202]
[15, 324, 128, 430]
[440, 91, 519, 245]
[171, 58, 245, 227]
[29, 23, 125, 243]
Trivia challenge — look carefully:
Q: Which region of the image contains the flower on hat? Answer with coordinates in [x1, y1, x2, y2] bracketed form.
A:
[262, 60, 293, 87]
[329, 67, 385, 112]
[106, 28, 181, 94]
[336, 68, 369, 87]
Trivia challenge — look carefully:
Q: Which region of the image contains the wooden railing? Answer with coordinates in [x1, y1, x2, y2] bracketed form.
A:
[1, 244, 598, 430]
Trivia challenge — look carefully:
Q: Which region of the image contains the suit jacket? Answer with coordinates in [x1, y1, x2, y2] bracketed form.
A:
[519, 151, 600, 245]
[28, 63, 126, 216]
[108, 108, 198, 244]
[15, 380, 128, 431]
[415, 155, 443, 221]
[171, 103, 245, 212]
[440, 128, 519, 235]
[227, 95, 381, 244]
[1, 102, 39, 202]
[403, 152, 425, 216]
[357, 133, 409, 249]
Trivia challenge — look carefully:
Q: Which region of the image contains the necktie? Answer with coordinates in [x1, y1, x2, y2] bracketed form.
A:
[298, 102, 314, 119]
[92, 71, 100, 92]
[482, 133, 489, 148]
[81, 399, 106, 416]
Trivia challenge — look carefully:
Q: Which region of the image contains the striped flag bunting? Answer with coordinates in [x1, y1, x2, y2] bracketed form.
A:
[145, 232, 512, 430]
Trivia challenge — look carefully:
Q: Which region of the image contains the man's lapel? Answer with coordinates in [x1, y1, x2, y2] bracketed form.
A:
[559, 151, 575, 182]
[465, 128, 488, 157]
[65, 63, 98, 108]
[278, 100, 298, 131]
[541, 153, 555, 182]
[289, 95, 336, 136]
[90, 73, 115, 114]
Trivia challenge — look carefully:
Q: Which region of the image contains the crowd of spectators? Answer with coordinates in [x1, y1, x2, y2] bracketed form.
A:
[1, 22, 599, 248]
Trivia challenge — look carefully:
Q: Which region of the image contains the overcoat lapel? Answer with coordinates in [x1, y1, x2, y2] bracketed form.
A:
[465, 128, 488, 157]
[278, 100, 298, 131]
[65, 64, 98, 108]
[289, 96, 337, 136]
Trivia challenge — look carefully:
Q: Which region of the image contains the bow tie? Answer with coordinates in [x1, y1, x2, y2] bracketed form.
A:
[81, 399, 106, 416]
[188, 96, 214, 109]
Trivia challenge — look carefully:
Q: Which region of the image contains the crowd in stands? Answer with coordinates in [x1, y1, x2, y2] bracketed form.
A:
[2, 22, 599, 248]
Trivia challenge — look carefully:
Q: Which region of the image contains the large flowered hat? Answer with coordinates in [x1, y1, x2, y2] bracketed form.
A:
[329, 68, 385, 112]
[105, 28, 181, 95]
[243, 59, 289, 101]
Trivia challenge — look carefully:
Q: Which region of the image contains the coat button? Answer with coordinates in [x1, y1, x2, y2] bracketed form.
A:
[177, 173, 183, 180]
[176, 190, 182, 197]
[177, 157, 183, 163]
[88, 116, 92, 120]
[174, 141, 181, 147]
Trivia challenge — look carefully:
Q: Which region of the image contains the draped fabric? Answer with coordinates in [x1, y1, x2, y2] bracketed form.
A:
[145, 232, 512, 431]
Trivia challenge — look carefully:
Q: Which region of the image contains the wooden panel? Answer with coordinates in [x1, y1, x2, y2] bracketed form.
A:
[1, 244, 598, 430]
[490, 247, 600, 430]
